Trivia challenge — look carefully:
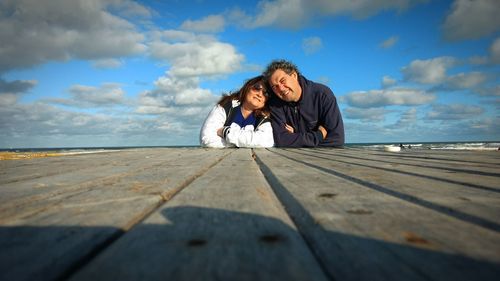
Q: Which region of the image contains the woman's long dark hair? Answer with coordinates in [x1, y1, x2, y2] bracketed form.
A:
[217, 75, 270, 118]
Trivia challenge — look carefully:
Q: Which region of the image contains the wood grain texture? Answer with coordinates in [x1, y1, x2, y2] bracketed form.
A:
[254, 148, 500, 281]
[69, 149, 328, 281]
[0, 147, 499, 281]
[0, 148, 230, 281]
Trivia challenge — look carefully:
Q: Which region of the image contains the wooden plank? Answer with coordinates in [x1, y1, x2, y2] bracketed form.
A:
[2, 148, 499, 281]
[0, 149, 175, 204]
[253, 148, 500, 281]
[0, 148, 230, 281]
[0, 150, 128, 184]
[303, 148, 500, 191]
[68, 149, 329, 281]
[281, 148, 500, 227]
[0, 148, 228, 222]
[338, 148, 500, 175]
[346, 147, 500, 165]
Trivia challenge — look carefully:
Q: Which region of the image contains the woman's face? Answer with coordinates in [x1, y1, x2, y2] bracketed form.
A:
[244, 83, 268, 110]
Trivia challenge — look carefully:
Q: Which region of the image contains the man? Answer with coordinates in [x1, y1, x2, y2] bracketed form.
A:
[263, 59, 345, 147]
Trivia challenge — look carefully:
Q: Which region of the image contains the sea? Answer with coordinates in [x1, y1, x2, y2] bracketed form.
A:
[346, 141, 500, 151]
[1, 141, 499, 154]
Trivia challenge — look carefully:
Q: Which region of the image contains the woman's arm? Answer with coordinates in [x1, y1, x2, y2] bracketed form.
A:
[225, 120, 274, 148]
[199, 105, 228, 148]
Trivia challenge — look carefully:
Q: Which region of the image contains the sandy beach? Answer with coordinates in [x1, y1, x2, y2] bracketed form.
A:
[0, 151, 66, 160]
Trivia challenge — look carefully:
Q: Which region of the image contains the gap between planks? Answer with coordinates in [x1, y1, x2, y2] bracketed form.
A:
[59, 150, 234, 281]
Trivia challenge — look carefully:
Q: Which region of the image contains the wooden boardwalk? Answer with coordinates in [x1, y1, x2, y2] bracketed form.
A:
[0, 147, 499, 281]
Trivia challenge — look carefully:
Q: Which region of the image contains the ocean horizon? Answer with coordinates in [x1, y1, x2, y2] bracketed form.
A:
[1, 140, 499, 153]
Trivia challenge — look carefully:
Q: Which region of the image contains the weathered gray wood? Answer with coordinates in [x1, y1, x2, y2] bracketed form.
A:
[280, 148, 500, 227]
[0, 148, 230, 281]
[0, 150, 128, 184]
[302, 148, 500, 191]
[68, 149, 329, 281]
[253, 148, 500, 281]
[347, 147, 500, 164]
[1, 148, 499, 281]
[0, 148, 229, 222]
[337, 148, 500, 175]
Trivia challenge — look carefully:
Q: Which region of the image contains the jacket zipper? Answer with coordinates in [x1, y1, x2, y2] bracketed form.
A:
[255, 116, 268, 130]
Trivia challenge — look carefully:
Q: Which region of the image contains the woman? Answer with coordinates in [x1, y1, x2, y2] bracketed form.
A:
[200, 75, 274, 148]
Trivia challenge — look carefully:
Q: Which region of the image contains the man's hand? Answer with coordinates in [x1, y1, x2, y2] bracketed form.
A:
[217, 127, 223, 137]
[285, 124, 294, 133]
[318, 125, 327, 139]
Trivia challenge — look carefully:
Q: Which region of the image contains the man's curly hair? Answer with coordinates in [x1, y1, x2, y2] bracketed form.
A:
[262, 59, 301, 80]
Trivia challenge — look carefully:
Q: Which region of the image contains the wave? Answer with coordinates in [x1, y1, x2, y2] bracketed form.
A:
[349, 142, 500, 151]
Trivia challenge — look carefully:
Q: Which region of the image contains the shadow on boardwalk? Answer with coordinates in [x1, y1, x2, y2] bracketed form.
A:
[1, 206, 499, 281]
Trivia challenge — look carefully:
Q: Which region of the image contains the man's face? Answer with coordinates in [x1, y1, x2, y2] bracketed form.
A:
[269, 69, 302, 102]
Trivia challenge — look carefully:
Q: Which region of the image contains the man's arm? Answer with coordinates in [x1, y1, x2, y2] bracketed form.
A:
[270, 103, 323, 147]
[319, 91, 345, 147]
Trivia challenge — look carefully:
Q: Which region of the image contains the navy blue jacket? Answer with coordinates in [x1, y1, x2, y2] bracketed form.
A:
[269, 75, 345, 147]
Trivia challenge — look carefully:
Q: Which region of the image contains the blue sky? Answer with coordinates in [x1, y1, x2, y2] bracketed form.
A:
[0, 0, 498, 148]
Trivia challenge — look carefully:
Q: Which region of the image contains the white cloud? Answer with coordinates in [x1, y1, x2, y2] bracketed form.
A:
[70, 83, 125, 105]
[315, 0, 429, 19]
[442, 0, 500, 41]
[0, 78, 37, 106]
[316, 76, 331, 85]
[382, 75, 397, 88]
[137, 28, 245, 141]
[149, 30, 244, 78]
[110, 0, 153, 18]
[401, 57, 490, 92]
[180, 15, 225, 33]
[0, 93, 17, 106]
[137, 29, 243, 124]
[226, 8, 255, 28]
[0, 102, 115, 138]
[0, 1, 243, 147]
[444, 72, 487, 90]
[426, 104, 485, 120]
[379, 36, 399, 49]
[302, 37, 323, 55]
[468, 55, 489, 65]
[344, 107, 389, 121]
[135, 79, 219, 138]
[151, 30, 197, 42]
[491, 37, 500, 64]
[476, 85, 500, 97]
[346, 112, 499, 143]
[469, 37, 500, 65]
[0, 0, 147, 72]
[252, 0, 307, 28]
[401, 57, 456, 84]
[0, 97, 205, 147]
[469, 117, 500, 134]
[228, 0, 428, 29]
[0, 78, 37, 94]
[136, 74, 218, 119]
[342, 88, 435, 108]
[153, 76, 216, 106]
[392, 107, 418, 128]
[48, 83, 126, 108]
[92, 58, 123, 69]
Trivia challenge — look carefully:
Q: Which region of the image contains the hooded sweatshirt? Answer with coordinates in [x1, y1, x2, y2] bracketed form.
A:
[269, 75, 344, 147]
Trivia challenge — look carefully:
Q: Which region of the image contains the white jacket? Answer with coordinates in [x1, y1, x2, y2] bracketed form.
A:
[200, 100, 274, 148]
